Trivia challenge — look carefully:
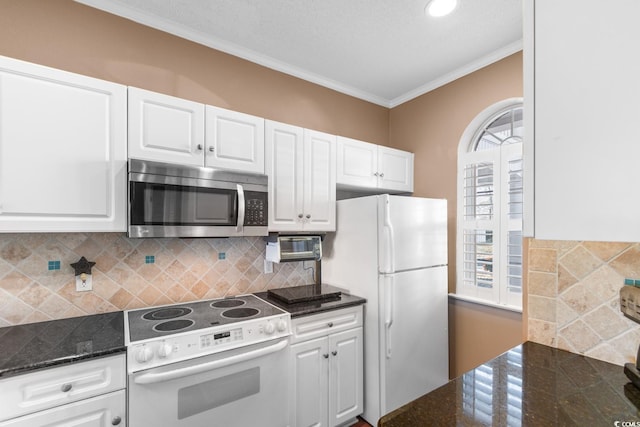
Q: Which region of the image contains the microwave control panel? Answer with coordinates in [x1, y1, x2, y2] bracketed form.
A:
[244, 192, 267, 226]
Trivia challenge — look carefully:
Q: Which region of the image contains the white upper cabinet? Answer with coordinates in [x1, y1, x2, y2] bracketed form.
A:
[525, 0, 640, 241]
[336, 136, 378, 189]
[336, 136, 413, 193]
[0, 56, 127, 232]
[128, 87, 205, 167]
[266, 121, 336, 232]
[377, 145, 414, 192]
[304, 129, 337, 230]
[205, 106, 265, 174]
[129, 88, 265, 174]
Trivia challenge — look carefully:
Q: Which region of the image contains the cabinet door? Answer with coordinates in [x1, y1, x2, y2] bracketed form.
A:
[531, 0, 640, 241]
[128, 87, 205, 166]
[336, 136, 378, 189]
[205, 106, 265, 174]
[266, 120, 304, 232]
[290, 306, 363, 345]
[290, 337, 329, 427]
[329, 328, 363, 427]
[0, 56, 126, 232]
[0, 354, 126, 421]
[377, 146, 414, 193]
[304, 129, 336, 231]
[0, 390, 125, 427]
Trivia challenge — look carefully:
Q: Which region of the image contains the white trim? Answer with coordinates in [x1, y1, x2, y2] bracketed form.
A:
[75, 0, 521, 108]
[448, 293, 523, 314]
[389, 41, 523, 108]
[457, 98, 524, 157]
[522, 0, 535, 237]
[456, 100, 524, 309]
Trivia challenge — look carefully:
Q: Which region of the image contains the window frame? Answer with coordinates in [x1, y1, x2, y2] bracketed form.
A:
[455, 98, 524, 312]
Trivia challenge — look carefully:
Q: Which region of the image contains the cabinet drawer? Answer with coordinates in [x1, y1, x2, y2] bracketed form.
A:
[0, 354, 126, 421]
[0, 389, 125, 427]
[291, 306, 363, 345]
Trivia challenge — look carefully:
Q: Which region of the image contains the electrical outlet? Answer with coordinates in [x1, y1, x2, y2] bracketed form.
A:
[621, 284, 640, 324]
[264, 259, 273, 274]
[76, 274, 93, 292]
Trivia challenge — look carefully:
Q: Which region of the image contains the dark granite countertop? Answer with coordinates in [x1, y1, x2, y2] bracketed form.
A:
[379, 341, 640, 426]
[0, 288, 363, 379]
[0, 311, 125, 378]
[255, 285, 366, 317]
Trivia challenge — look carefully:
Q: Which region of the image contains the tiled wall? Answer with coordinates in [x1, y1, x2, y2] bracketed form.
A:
[528, 239, 640, 365]
[0, 233, 311, 327]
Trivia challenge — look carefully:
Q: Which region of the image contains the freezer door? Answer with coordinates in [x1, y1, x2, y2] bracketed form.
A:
[379, 267, 448, 418]
[378, 195, 447, 273]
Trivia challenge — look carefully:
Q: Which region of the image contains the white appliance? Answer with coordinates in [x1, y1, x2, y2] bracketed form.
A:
[125, 294, 291, 427]
[322, 195, 448, 424]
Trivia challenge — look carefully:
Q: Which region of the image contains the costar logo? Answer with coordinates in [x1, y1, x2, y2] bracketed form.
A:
[615, 421, 640, 427]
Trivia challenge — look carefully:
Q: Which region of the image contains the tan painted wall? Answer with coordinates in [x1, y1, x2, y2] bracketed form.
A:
[0, 0, 525, 378]
[390, 52, 525, 377]
[0, 0, 388, 145]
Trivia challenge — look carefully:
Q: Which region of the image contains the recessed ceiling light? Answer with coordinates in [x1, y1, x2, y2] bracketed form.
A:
[425, 0, 458, 17]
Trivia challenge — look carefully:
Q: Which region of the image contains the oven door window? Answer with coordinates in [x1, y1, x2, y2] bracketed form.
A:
[178, 367, 259, 420]
[130, 182, 238, 226]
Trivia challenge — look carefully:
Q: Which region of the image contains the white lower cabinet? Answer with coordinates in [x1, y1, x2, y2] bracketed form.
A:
[0, 390, 125, 427]
[0, 354, 126, 427]
[289, 306, 363, 427]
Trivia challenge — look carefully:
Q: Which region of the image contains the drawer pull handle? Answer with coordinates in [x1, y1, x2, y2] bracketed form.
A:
[327, 322, 334, 327]
[332, 351, 338, 356]
[112, 416, 122, 425]
[60, 383, 72, 392]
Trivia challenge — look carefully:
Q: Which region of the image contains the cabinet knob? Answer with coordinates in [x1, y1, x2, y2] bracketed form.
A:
[197, 144, 203, 150]
[323, 354, 329, 359]
[379, 173, 384, 178]
[298, 213, 304, 218]
[111, 416, 122, 426]
[60, 383, 72, 392]
[209, 146, 215, 152]
[373, 172, 379, 177]
[327, 322, 334, 327]
[306, 214, 311, 219]
[331, 351, 338, 356]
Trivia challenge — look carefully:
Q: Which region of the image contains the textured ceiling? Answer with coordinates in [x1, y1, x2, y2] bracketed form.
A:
[76, 0, 523, 107]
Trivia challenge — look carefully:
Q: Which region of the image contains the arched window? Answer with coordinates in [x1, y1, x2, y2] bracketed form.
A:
[456, 98, 523, 310]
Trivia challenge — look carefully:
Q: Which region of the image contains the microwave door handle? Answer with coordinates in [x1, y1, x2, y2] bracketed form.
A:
[236, 184, 245, 234]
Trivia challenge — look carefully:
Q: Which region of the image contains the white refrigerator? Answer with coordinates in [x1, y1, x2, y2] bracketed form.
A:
[322, 195, 449, 424]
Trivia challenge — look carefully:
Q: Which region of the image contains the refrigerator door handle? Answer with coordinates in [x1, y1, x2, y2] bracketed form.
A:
[384, 276, 394, 359]
[382, 199, 396, 273]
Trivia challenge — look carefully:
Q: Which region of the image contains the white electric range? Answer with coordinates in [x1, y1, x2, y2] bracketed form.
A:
[125, 294, 291, 427]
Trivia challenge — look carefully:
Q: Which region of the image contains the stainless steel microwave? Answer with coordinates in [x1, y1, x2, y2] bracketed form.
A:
[128, 159, 268, 238]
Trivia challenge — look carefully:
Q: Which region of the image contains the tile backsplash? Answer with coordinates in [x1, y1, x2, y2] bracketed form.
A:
[0, 233, 311, 327]
[528, 239, 640, 366]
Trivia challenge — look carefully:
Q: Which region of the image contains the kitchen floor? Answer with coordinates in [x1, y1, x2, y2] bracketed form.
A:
[352, 417, 373, 427]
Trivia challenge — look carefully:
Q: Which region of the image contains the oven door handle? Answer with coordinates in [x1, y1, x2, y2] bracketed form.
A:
[133, 338, 288, 385]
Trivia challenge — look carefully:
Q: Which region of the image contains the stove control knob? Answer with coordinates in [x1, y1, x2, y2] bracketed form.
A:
[158, 343, 173, 359]
[264, 322, 275, 335]
[276, 320, 288, 332]
[135, 347, 154, 364]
